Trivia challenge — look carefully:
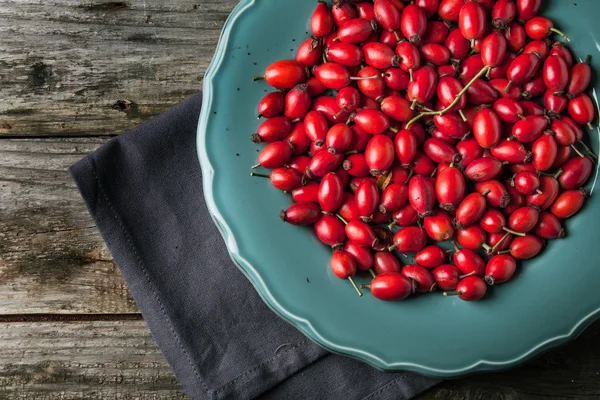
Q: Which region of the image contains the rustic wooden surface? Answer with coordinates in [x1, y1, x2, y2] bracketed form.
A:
[1, 0, 599, 398]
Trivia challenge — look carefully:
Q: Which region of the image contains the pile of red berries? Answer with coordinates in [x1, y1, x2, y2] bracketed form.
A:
[250, 0, 596, 301]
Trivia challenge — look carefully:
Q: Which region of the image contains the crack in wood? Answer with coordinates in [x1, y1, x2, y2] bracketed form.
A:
[0, 314, 142, 323]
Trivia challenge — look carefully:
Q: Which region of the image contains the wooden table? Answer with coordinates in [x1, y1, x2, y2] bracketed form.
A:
[1, 1, 598, 398]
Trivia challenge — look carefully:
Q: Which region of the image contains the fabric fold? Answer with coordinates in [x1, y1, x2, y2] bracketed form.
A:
[70, 93, 439, 399]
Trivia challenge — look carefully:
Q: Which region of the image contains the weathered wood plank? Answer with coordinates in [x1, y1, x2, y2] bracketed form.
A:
[0, 320, 186, 399]
[0, 0, 239, 137]
[0, 319, 599, 399]
[0, 138, 139, 314]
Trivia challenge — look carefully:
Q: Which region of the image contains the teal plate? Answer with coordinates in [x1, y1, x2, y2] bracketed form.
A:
[198, 0, 600, 377]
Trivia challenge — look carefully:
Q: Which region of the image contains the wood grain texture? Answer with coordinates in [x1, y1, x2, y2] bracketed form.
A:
[0, 0, 239, 137]
[0, 320, 186, 398]
[1, 0, 599, 398]
[0, 319, 599, 399]
[0, 138, 139, 314]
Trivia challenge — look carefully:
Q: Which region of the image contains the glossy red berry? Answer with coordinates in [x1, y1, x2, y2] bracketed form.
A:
[516, 0, 542, 21]
[408, 175, 436, 217]
[252, 116, 292, 143]
[456, 225, 488, 250]
[304, 111, 329, 145]
[373, 252, 402, 274]
[551, 188, 586, 219]
[421, 43, 451, 66]
[292, 182, 319, 204]
[456, 137, 484, 167]
[445, 28, 471, 61]
[342, 242, 372, 272]
[458, 1, 487, 41]
[433, 264, 461, 290]
[269, 167, 303, 191]
[421, 21, 450, 45]
[508, 206, 539, 233]
[513, 171, 540, 195]
[464, 157, 503, 182]
[436, 165, 465, 211]
[296, 37, 323, 67]
[481, 31, 507, 68]
[534, 212, 565, 239]
[423, 209, 455, 242]
[407, 65, 438, 105]
[439, 0, 464, 21]
[559, 156, 593, 190]
[315, 214, 346, 248]
[337, 18, 377, 44]
[507, 234, 544, 259]
[531, 134, 558, 171]
[401, 4, 427, 43]
[332, 1, 357, 26]
[311, 2, 334, 37]
[526, 176, 560, 210]
[257, 141, 293, 169]
[343, 153, 370, 177]
[445, 276, 487, 301]
[380, 96, 416, 122]
[453, 248, 485, 276]
[402, 264, 437, 292]
[543, 55, 569, 93]
[280, 202, 321, 226]
[480, 209, 507, 234]
[523, 39, 551, 60]
[262, 60, 308, 89]
[338, 192, 361, 222]
[355, 179, 380, 222]
[492, 0, 517, 30]
[258, 92, 285, 119]
[318, 172, 344, 213]
[365, 273, 415, 300]
[567, 57, 592, 98]
[391, 203, 420, 227]
[490, 140, 532, 164]
[284, 84, 311, 119]
[506, 52, 542, 91]
[504, 22, 526, 52]
[325, 124, 353, 154]
[485, 255, 517, 285]
[384, 68, 411, 91]
[380, 183, 408, 213]
[415, 245, 447, 269]
[345, 220, 379, 248]
[330, 251, 358, 285]
[455, 192, 487, 228]
[392, 226, 428, 253]
[374, 0, 402, 32]
[568, 94, 595, 128]
[473, 108, 502, 149]
[306, 151, 344, 179]
[326, 42, 363, 67]
[525, 16, 568, 41]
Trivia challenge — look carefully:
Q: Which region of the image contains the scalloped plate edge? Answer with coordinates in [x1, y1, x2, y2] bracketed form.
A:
[196, 0, 600, 377]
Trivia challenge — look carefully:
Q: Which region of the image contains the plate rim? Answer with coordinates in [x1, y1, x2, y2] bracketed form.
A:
[196, 0, 600, 377]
